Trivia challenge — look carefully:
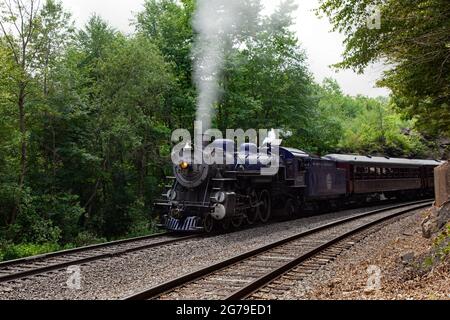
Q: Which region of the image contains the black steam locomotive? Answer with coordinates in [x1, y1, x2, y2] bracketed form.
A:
[156, 139, 440, 233]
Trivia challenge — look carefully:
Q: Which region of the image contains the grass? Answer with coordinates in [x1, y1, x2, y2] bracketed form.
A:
[0, 226, 162, 262]
[0, 243, 68, 262]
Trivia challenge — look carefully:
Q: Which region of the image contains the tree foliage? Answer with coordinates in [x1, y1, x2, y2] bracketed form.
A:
[318, 0, 450, 137]
[215, 0, 313, 133]
[136, 0, 196, 128]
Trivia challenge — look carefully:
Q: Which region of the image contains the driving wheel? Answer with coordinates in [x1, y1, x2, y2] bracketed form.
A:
[258, 190, 272, 223]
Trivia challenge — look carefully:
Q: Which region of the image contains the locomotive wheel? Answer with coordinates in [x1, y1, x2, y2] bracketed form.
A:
[258, 190, 272, 223]
[285, 199, 296, 219]
[203, 215, 215, 233]
[231, 215, 244, 229]
[246, 191, 259, 225]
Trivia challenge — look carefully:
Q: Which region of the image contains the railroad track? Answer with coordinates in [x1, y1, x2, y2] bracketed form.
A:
[0, 232, 199, 284]
[124, 200, 432, 300]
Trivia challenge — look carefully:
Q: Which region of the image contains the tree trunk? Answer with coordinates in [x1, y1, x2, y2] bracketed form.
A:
[10, 84, 27, 225]
[18, 84, 27, 187]
[138, 146, 146, 199]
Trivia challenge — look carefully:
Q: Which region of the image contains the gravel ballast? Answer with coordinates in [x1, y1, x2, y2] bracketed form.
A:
[0, 203, 403, 300]
[276, 210, 449, 300]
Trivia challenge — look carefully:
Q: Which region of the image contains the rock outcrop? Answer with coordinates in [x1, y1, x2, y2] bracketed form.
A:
[422, 202, 450, 239]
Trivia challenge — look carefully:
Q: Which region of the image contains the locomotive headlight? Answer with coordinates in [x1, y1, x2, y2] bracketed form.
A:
[213, 192, 226, 203]
[180, 161, 189, 170]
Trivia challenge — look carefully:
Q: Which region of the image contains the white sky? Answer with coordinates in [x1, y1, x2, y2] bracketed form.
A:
[61, 0, 390, 98]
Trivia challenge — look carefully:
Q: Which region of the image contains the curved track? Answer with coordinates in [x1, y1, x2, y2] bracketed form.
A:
[0, 233, 199, 284]
[123, 200, 432, 300]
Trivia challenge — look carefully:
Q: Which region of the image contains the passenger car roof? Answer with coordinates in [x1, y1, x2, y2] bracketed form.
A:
[324, 154, 443, 167]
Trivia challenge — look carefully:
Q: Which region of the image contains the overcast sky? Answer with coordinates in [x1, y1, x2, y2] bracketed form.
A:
[61, 0, 390, 98]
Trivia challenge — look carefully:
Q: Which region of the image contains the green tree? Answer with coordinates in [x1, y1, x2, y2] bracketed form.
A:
[94, 35, 174, 236]
[35, 0, 74, 97]
[0, 43, 20, 227]
[312, 79, 431, 157]
[0, 0, 42, 225]
[0, 1, 82, 244]
[317, 0, 450, 138]
[136, 0, 194, 85]
[217, 1, 313, 139]
[30, 1, 76, 228]
[136, 0, 196, 128]
[41, 17, 176, 238]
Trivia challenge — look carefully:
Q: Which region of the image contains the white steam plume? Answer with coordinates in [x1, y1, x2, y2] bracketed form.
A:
[192, 0, 251, 131]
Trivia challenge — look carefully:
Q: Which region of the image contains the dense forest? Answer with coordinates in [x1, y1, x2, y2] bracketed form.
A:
[0, 0, 447, 261]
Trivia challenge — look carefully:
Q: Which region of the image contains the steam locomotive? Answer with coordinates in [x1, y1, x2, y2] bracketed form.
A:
[156, 139, 440, 233]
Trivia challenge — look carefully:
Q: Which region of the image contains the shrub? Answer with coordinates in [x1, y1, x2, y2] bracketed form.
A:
[0, 243, 61, 261]
[73, 231, 107, 247]
[36, 193, 85, 243]
[434, 224, 450, 261]
[125, 199, 155, 238]
[3, 188, 62, 244]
